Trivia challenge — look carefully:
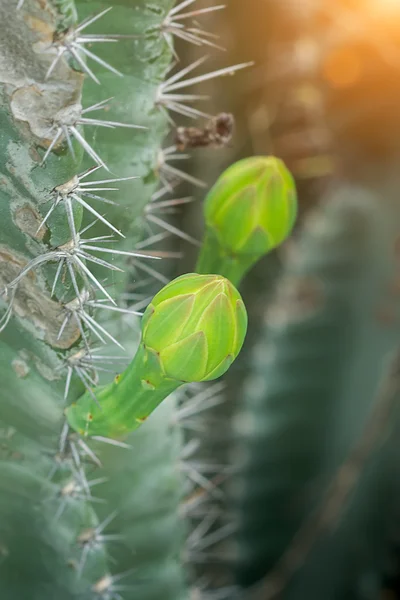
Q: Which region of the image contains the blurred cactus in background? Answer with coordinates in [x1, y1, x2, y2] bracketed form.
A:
[233, 184, 400, 599]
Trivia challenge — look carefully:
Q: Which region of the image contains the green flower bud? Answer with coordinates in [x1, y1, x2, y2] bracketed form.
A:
[205, 155, 297, 253]
[66, 273, 247, 440]
[196, 156, 297, 286]
[141, 273, 247, 383]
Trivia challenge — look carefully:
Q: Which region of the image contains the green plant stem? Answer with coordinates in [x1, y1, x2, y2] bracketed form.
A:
[196, 231, 254, 287]
[66, 343, 181, 438]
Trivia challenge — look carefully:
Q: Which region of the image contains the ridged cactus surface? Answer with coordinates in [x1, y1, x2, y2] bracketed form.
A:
[0, 1, 189, 598]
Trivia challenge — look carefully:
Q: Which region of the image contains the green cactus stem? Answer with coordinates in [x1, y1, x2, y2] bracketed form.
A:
[196, 156, 297, 287]
[0, 1, 255, 598]
[0, 1, 190, 598]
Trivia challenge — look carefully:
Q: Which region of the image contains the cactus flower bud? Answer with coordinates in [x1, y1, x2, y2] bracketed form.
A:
[66, 273, 247, 439]
[142, 273, 247, 382]
[196, 156, 297, 286]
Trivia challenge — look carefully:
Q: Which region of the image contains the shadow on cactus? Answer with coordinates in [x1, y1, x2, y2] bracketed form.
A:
[66, 273, 248, 439]
[196, 156, 297, 287]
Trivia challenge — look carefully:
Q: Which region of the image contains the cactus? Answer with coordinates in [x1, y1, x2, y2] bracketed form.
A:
[0, 0, 188, 596]
[233, 184, 400, 598]
[5, 2, 399, 599]
[0, 1, 258, 598]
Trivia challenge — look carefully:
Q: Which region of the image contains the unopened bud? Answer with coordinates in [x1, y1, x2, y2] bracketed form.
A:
[197, 156, 297, 285]
[142, 273, 247, 382]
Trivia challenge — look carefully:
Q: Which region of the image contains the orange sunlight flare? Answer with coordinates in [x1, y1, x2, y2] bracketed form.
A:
[322, 47, 362, 89]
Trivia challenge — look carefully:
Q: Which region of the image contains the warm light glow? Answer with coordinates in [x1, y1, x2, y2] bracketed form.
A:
[322, 47, 362, 89]
[365, 0, 400, 23]
[368, 0, 400, 12]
